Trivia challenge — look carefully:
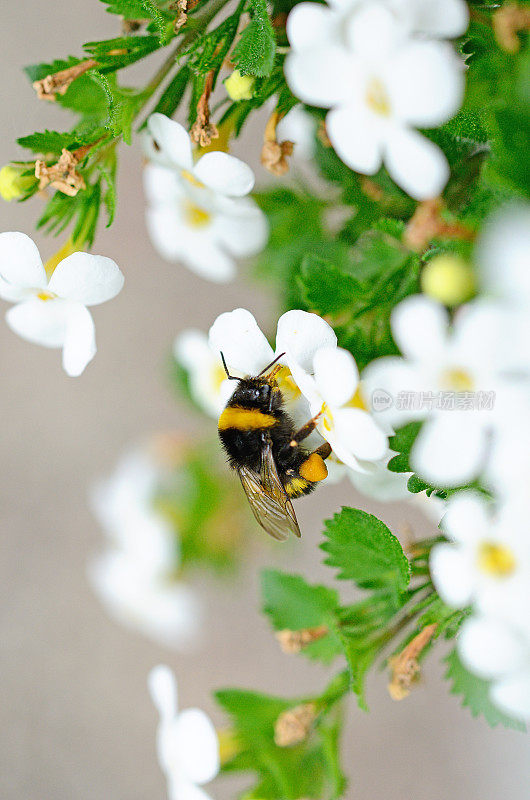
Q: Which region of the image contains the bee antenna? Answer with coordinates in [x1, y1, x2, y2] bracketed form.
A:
[220, 352, 239, 380]
[257, 352, 286, 377]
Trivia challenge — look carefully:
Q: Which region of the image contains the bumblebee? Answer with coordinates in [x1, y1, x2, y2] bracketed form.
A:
[217, 353, 331, 540]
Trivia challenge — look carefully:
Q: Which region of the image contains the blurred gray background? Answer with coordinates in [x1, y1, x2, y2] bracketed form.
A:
[1, 2, 528, 798]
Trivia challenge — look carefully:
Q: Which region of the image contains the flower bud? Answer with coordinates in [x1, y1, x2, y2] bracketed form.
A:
[224, 69, 255, 101]
[421, 254, 475, 307]
[0, 165, 36, 201]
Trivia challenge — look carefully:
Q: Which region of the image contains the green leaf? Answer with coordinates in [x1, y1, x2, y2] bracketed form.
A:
[84, 34, 160, 72]
[261, 570, 343, 664]
[298, 254, 362, 317]
[232, 0, 276, 77]
[387, 422, 421, 473]
[24, 56, 81, 83]
[216, 681, 347, 799]
[322, 507, 410, 591]
[17, 130, 80, 155]
[98, 165, 117, 226]
[149, 65, 190, 119]
[445, 649, 526, 732]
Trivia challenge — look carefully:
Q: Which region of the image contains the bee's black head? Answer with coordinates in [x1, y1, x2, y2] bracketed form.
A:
[230, 376, 275, 412]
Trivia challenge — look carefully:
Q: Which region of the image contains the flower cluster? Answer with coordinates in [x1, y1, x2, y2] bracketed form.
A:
[366, 204, 530, 721]
[143, 114, 268, 282]
[285, 0, 468, 199]
[88, 446, 202, 650]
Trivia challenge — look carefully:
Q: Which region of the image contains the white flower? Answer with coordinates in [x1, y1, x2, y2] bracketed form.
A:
[348, 454, 411, 500]
[148, 665, 220, 800]
[364, 295, 509, 486]
[89, 553, 202, 650]
[89, 450, 202, 651]
[285, 2, 465, 199]
[458, 613, 530, 722]
[208, 307, 337, 377]
[276, 106, 316, 162]
[174, 329, 234, 418]
[143, 114, 268, 282]
[478, 204, 530, 310]
[430, 493, 530, 610]
[0, 232, 123, 376]
[208, 307, 338, 447]
[288, 345, 389, 472]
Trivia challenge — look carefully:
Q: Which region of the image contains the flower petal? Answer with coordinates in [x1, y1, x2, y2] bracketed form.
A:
[313, 346, 359, 407]
[209, 308, 274, 376]
[212, 201, 269, 257]
[384, 126, 449, 200]
[193, 152, 255, 197]
[48, 252, 124, 306]
[0, 231, 46, 293]
[332, 407, 388, 462]
[327, 106, 383, 175]
[286, 2, 335, 50]
[429, 543, 474, 607]
[5, 298, 68, 348]
[148, 664, 178, 723]
[458, 616, 528, 679]
[411, 415, 487, 486]
[181, 233, 236, 283]
[394, 0, 469, 38]
[175, 708, 220, 784]
[144, 163, 184, 205]
[362, 355, 427, 427]
[146, 114, 193, 170]
[491, 669, 530, 721]
[62, 303, 96, 377]
[276, 310, 337, 372]
[388, 41, 465, 128]
[284, 47, 355, 108]
[391, 295, 449, 362]
[441, 491, 491, 544]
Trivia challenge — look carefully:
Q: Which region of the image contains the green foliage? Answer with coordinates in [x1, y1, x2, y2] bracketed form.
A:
[322, 507, 410, 592]
[84, 34, 161, 72]
[150, 65, 190, 118]
[232, 0, 276, 78]
[261, 570, 343, 663]
[100, 0, 173, 43]
[216, 674, 348, 799]
[17, 128, 104, 155]
[298, 254, 362, 317]
[445, 650, 526, 732]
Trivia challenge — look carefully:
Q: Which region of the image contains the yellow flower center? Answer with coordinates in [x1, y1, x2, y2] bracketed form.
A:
[366, 78, 391, 117]
[321, 402, 334, 431]
[477, 542, 516, 577]
[183, 200, 211, 228]
[346, 385, 367, 411]
[212, 361, 228, 392]
[36, 290, 55, 302]
[181, 169, 205, 189]
[275, 366, 301, 401]
[439, 368, 475, 392]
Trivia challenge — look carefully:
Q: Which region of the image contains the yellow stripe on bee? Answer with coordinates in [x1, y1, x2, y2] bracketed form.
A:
[218, 406, 276, 431]
[285, 477, 310, 498]
[299, 453, 328, 483]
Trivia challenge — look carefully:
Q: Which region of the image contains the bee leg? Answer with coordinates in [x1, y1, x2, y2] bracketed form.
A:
[314, 441, 332, 460]
[284, 412, 322, 451]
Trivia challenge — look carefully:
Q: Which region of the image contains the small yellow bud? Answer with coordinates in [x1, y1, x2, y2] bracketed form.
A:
[0, 165, 36, 201]
[421, 254, 476, 307]
[224, 69, 255, 101]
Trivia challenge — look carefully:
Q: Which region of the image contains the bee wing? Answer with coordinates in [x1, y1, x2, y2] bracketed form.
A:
[238, 440, 301, 541]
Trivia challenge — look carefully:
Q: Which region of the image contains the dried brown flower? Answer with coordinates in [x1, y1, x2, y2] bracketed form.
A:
[33, 59, 97, 102]
[404, 198, 475, 251]
[274, 703, 317, 747]
[276, 625, 329, 654]
[190, 70, 219, 147]
[493, 2, 530, 53]
[261, 111, 294, 176]
[35, 149, 86, 197]
[388, 623, 437, 701]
